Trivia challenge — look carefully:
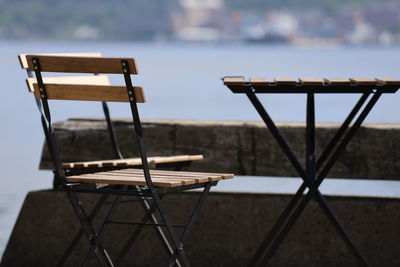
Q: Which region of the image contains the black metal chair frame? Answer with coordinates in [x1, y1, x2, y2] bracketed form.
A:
[24, 71, 192, 176]
[29, 56, 217, 267]
[24, 67, 196, 266]
[224, 79, 399, 267]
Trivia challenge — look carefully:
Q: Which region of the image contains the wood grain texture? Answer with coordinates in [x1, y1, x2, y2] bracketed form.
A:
[25, 55, 138, 74]
[350, 78, 377, 85]
[18, 52, 102, 69]
[324, 78, 351, 86]
[375, 77, 400, 85]
[223, 77, 245, 86]
[66, 168, 233, 188]
[33, 83, 145, 103]
[274, 77, 297, 85]
[299, 77, 324, 86]
[26, 75, 110, 93]
[114, 169, 233, 180]
[249, 78, 269, 86]
[62, 155, 204, 169]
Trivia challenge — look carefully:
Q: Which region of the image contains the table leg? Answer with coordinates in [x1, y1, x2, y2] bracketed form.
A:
[316, 92, 370, 170]
[246, 91, 382, 266]
[306, 93, 316, 180]
[248, 92, 370, 266]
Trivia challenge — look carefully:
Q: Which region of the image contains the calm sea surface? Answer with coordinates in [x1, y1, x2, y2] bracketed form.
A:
[1, 41, 400, 256]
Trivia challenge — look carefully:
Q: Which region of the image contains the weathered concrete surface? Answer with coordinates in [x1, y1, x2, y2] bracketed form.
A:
[1, 190, 399, 267]
[40, 118, 400, 180]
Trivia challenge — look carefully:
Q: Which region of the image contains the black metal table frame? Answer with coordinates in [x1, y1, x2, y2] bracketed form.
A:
[225, 81, 399, 267]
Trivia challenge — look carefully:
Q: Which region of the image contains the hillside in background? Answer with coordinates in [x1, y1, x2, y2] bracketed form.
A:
[0, 0, 397, 42]
[0, 0, 175, 40]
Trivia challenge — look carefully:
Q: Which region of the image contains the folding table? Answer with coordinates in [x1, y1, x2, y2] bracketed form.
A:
[223, 76, 400, 267]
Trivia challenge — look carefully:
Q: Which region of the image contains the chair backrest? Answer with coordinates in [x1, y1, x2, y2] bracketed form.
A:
[24, 55, 143, 102]
[25, 75, 111, 93]
[25, 55, 138, 74]
[22, 54, 151, 187]
[19, 53, 138, 159]
[18, 52, 103, 70]
[19, 53, 107, 93]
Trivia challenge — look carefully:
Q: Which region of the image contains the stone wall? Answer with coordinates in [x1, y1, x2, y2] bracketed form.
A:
[40, 118, 400, 180]
[3, 119, 400, 266]
[1, 190, 399, 267]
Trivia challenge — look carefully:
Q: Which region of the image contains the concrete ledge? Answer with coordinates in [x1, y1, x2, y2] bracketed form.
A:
[40, 118, 400, 180]
[1, 190, 400, 266]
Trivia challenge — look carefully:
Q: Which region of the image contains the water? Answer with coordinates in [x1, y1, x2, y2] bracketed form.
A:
[1, 41, 400, 256]
[213, 177, 400, 199]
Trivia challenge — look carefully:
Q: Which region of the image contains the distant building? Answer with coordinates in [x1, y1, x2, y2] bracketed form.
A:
[243, 11, 298, 43]
[172, 0, 225, 42]
[346, 11, 376, 45]
[73, 25, 100, 40]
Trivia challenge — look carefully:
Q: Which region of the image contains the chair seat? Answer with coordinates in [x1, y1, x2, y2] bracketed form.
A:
[62, 155, 203, 169]
[66, 168, 233, 188]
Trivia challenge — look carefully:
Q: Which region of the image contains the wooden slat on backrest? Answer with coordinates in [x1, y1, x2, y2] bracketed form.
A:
[25, 55, 138, 74]
[33, 83, 145, 103]
[18, 52, 102, 69]
[26, 75, 110, 93]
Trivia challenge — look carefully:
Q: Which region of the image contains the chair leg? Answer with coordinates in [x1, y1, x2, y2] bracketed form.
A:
[66, 183, 211, 267]
[142, 196, 183, 266]
[60, 173, 186, 266]
[151, 190, 192, 266]
[79, 194, 123, 267]
[114, 194, 180, 266]
[167, 183, 212, 266]
[58, 194, 109, 266]
[66, 190, 114, 267]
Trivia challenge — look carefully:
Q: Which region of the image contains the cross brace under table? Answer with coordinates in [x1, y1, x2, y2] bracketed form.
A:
[223, 77, 400, 267]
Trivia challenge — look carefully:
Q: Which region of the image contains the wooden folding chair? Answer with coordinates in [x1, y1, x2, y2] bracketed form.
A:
[23, 54, 233, 266]
[19, 53, 205, 265]
[18, 53, 203, 176]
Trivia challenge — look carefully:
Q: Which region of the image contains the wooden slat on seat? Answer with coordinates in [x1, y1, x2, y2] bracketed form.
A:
[62, 155, 204, 169]
[68, 173, 182, 187]
[18, 52, 102, 69]
[223, 77, 245, 86]
[375, 77, 400, 86]
[249, 78, 269, 86]
[66, 168, 233, 188]
[33, 83, 145, 103]
[350, 78, 377, 86]
[114, 169, 233, 181]
[324, 78, 351, 86]
[25, 55, 138, 74]
[299, 77, 324, 86]
[26, 75, 110, 93]
[91, 171, 199, 185]
[274, 77, 297, 86]
[111, 170, 210, 183]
